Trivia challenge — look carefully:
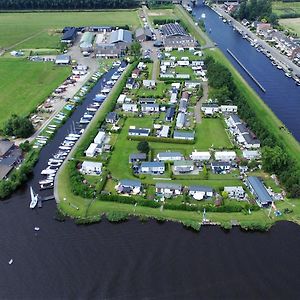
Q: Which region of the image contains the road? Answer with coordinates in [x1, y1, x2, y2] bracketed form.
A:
[213, 5, 300, 76]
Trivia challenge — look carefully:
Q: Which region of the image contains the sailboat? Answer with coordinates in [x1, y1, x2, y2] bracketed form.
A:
[29, 186, 39, 209]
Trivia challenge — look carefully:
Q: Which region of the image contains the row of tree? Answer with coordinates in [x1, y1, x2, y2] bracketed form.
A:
[205, 56, 300, 198]
[233, 0, 277, 24]
[0, 0, 139, 9]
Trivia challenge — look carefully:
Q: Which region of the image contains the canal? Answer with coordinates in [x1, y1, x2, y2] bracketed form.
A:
[193, 1, 300, 141]
[0, 6, 300, 298]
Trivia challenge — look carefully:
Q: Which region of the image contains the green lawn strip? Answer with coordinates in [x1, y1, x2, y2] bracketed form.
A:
[170, 50, 202, 61]
[135, 81, 167, 97]
[205, 48, 300, 166]
[0, 59, 70, 127]
[0, 10, 140, 49]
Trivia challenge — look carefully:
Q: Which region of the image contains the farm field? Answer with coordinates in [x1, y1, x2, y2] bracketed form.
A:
[279, 18, 300, 35]
[147, 8, 178, 25]
[272, 1, 300, 17]
[0, 59, 70, 127]
[0, 11, 140, 49]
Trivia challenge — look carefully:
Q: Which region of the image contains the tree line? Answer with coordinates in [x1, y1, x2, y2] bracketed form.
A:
[233, 0, 277, 24]
[0, 0, 139, 10]
[205, 56, 300, 198]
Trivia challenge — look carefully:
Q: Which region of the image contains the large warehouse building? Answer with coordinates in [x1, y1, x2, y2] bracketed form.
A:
[161, 23, 197, 49]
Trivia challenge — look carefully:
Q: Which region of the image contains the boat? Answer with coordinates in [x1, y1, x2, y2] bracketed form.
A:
[41, 169, 56, 175]
[59, 146, 72, 151]
[8, 259, 13, 265]
[79, 118, 90, 124]
[39, 179, 53, 185]
[48, 162, 62, 167]
[285, 72, 292, 78]
[29, 186, 38, 209]
[40, 182, 54, 190]
[34, 227, 40, 231]
[201, 13, 206, 18]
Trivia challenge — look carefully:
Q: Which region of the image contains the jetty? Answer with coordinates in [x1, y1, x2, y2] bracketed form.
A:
[227, 49, 266, 93]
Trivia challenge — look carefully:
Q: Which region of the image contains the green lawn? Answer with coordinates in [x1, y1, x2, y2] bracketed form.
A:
[169, 50, 202, 61]
[272, 1, 300, 17]
[147, 8, 178, 26]
[175, 66, 196, 80]
[108, 116, 233, 184]
[135, 81, 167, 97]
[0, 59, 70, 127]
[0, 11, 140, 49]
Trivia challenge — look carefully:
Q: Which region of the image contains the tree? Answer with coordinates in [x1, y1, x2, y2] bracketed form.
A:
[137, 141, 150, 154]
[203, 164, 209, 180]
[19, 140, 31, 152]
[262, 146, 288, 173]
[3, 114, 34, 138]
[129, 41, 142, 58]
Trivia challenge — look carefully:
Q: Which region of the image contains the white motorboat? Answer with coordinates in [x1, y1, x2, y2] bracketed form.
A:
[48, 162, 62, 167]
[29, 186, 38, 209]
[8, 259, 13, 265]
[34, 227, 40, 231]
[59, 146, 72, 151]
[65, 136, 78, 142]
[285, 72, 292, 78]
[41, 169, 56, 175]
[49, 158, 63, 163]
[79, 118, 90, 124]
[40, 182, 54, 190]
[87, 107, 97, 112]
[39, 179, 53, 185]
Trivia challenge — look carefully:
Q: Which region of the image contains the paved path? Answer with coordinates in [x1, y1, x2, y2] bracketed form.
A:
[194, 81, 208, 123]
[213, 5, 300, 76]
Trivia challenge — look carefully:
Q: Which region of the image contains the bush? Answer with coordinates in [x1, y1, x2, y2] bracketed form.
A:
[128, 135, 195, 144]
[182, 220, 201, 231]
[106, 211, 129, 222]
[3, 114, 34, 138]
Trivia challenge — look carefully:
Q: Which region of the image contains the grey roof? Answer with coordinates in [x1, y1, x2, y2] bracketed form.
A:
[158, 152, 183, 158]
[106, 112, 118, 121]
[156, 182, 182, 190]
[244, 133, 260, 145]
[174, 160, 194, 167]
[236, 123, 248, 134]
[136, 27, 152, 38]
[179, 100, 187, 111]
[176, 112, 186, 127]
[202, 103, 218, 108]
[109, 29, 132, 44]
[141, 162, 164, 168]
[139, 98, 156, 104]
[0, 141, 13, 156]
[162, 23, 187, 37]
[0, 164, 13, 180]
[247, 176, 272, 205]
[141, 103, 159, 109]
[189, 186, 213, 193]
[62, 27, 77, 41]
[120, 179, 141, 188]
[128, 128, 150, 135]
[166, 107, 175, 120]
[230, 114, 241, 124]
[56, 54, 70, 62]
[173, 131, 195, 139]
[130, 153, 147, 160]
[211, 161, 230, 167]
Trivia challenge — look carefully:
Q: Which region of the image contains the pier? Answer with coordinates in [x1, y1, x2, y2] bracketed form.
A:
[227, 49, 266, 93]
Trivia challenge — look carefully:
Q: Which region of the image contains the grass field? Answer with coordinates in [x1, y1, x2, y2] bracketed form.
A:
[107, 116, 232, 183]
[279, 18, 300, 35]
[0, 59, 70, 127]
[273, 1, 300, 17]
[0, 11, 140, 49]
[148, 8, 179, 25]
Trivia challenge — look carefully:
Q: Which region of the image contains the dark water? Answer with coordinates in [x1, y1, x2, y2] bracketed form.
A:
[0, 6, 300, 299]
[193, 1, 300, 141]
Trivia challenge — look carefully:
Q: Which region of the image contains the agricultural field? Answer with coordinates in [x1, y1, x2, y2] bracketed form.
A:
[272, 1, 300, 17]
[279, 18, 300, 35]
[147, 8, 178, 25]
[0, 11, 140, 49]
[0, 59, 70, 127]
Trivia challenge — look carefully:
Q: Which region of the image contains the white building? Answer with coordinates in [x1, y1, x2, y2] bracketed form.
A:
[86, 143, 99, 157]
[80, 161, 102, 175]
[117, 94, 126, 104]
[224, 186, 245, 199]
[220, 105, 238, 113]
[214, 151, 236, 162]
[122, 103, 138, 112]
[157, 152, 183, 161]
[94, 131, 106, 145]
[242, 150, 261, 160]
[190, 151, 211, 161]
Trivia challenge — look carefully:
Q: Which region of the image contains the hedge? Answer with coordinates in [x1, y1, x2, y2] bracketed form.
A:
[127, 135, 195, 144]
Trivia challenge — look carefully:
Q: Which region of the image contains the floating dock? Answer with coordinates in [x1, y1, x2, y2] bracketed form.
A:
[227, 49, 266, 93]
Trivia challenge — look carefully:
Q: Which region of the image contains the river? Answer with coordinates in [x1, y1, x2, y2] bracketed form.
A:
[192, 1, 300, 141]
[0, 4, 300, 299]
